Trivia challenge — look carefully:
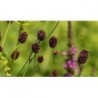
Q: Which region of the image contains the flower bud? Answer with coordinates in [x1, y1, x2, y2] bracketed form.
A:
[37, 30, 46, 41]
[32, 43, 40, 53]
[77, 50, 88, 64]
[49, 36, 57, 48]
[11, 50, 20, 60]
[37, 56, 43, 63]
[51, 70, 58, 77]
[18, 32, 28, 44]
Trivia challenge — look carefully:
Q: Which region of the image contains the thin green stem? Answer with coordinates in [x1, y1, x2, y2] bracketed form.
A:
[78, 64, 83, 77]
[28, 53, 33, 63]
[17, 59, 28, 76]
[17, 51, 33, 76]
[32, 63, 39, 72]
[22, 64, 29, 76]
[45, 21, 59, 40]
[23, 54, 36, 76]
[29, 53, 36, 65]
[34, 54, 36, 66]
[14, 44, 20, 51]
[2, 21, 11, 47]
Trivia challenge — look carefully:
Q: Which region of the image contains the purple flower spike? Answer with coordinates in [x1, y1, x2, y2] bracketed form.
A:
[66, 59, 77, 69]
[70, 47, 78, 55]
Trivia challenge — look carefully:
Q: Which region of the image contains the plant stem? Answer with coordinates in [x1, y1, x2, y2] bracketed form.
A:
[29, 54, 36, 65]
[68, 21, 73, 46]
[17, 51, 33, 76]
[17, 38, 40, 76]
[45, 21, 59, 40]
[22, 64, 29, 77]
[67, 21, 73, 59]
[22, 54, 36, 76]
[78, 64, 83, 76]
[2, 21, 11, 47]
[14, 44, 20, 51]
[66, 21, 74, 76]
[32, 63, 39, 72]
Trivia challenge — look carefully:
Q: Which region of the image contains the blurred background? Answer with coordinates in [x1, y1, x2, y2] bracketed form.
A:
[0, 21, 98, 76]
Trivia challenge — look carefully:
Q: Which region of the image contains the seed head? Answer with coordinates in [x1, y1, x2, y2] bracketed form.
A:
[49, 36, 57, 48]
[18, 32, 28, 44]
[32, 43, 40, 53]
[77, 50, 88, 64]
[37, 56, 43, 63]
[37, 30, 46, 41]
[11, 51, 20, 60]
[51, 70, 58, 77]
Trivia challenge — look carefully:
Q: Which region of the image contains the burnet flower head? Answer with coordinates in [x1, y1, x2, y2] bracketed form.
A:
[49, 36, 57, 48]
[37, 30, 46, 41]
[32, 43, 40, 53]
[77, 50, 88, 65]
[18, 32, 28, 44]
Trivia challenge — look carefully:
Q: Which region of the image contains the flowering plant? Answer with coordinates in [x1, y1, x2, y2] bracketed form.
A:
[0, 21, 89, 77]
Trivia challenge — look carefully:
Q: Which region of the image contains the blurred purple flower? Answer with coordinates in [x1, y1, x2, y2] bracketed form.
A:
[70, 47, 78, 55]
[63, 59, 77, 69]
[62, 47, 77, 56]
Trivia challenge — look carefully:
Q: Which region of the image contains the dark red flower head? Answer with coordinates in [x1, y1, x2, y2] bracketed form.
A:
[77, 50, 88, 64]
[11, 50, 20, 60]
[32, 43, 40, 53]
[37, 30, 46, 41]
[18, 32, 28, 44]
[49, 36, 57, 48]
[37, 56, 44, 63]
[51, 70, 58, 77]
